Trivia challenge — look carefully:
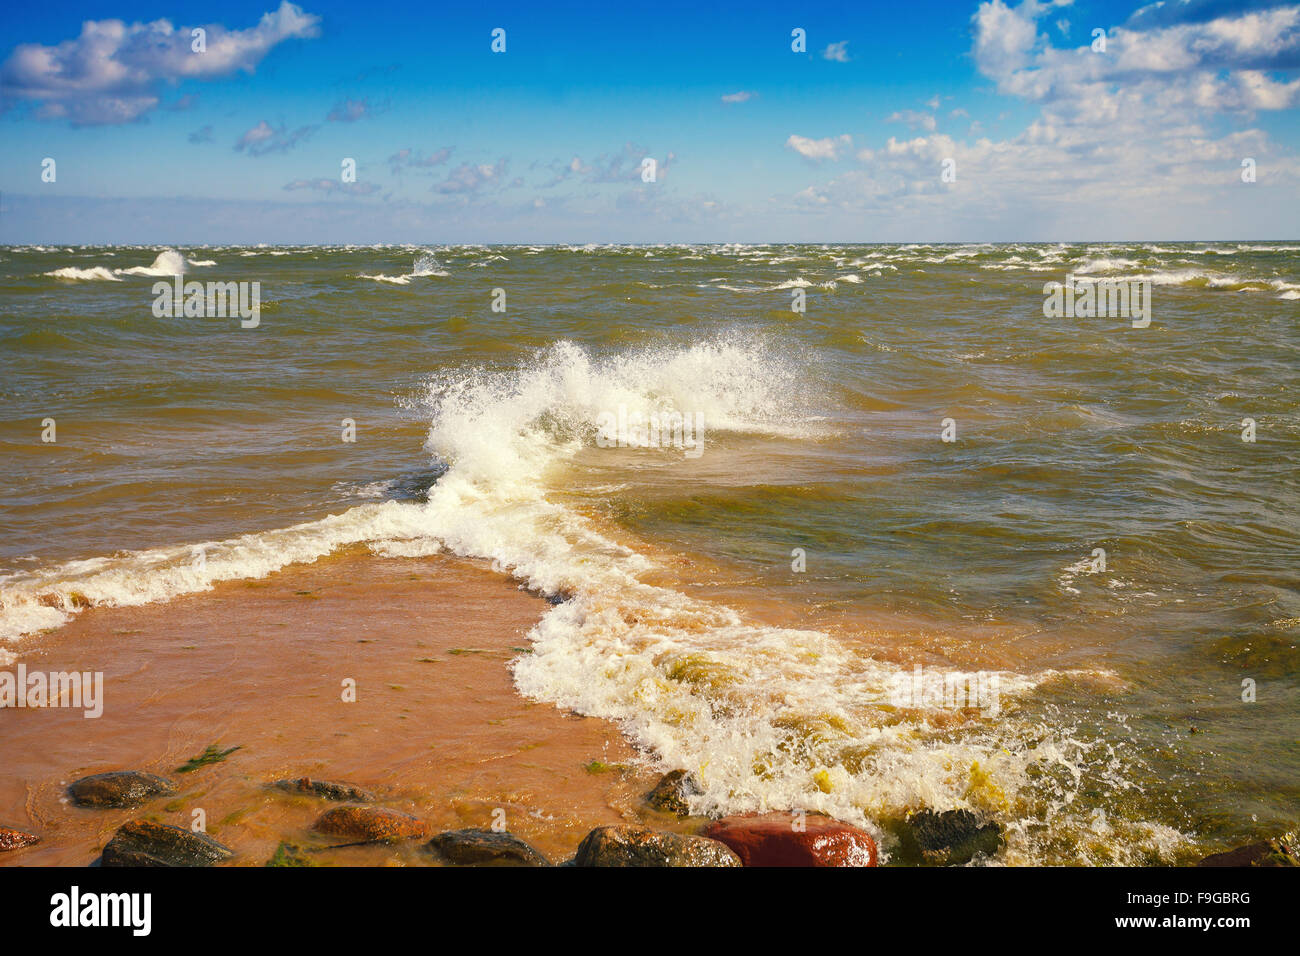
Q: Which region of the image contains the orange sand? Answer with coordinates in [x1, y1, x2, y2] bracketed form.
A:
[0, 548, 683, 866]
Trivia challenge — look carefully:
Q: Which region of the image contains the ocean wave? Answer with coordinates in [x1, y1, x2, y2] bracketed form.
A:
[0, 334, 1180, 862]
[44, 266, 122, 281]
[1073, 268, 1300, 297]
[359, 251, 449, 284]
[45, 248, 195, 281]
[114, 249, 189, 277]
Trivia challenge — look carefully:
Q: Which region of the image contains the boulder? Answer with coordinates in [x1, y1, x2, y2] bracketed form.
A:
[704, 812, 877, 867]
[904, 808, 1003, 865]
[311, 805, 429, 844]
[646, 770, 703, 816]
[426, 828, 551, 866]
[1198, 831, 1297, 867]
[273, 778, 375, 802]
[100, 819, 233, 867]
[0, 826, 40, 851]
[574, 825, 740, 867]
[68, 771, 175, 809]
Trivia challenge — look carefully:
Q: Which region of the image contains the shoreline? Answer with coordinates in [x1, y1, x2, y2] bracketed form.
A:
[0, 548, 684, 866]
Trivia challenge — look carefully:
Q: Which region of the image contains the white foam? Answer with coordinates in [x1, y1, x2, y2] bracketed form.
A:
[115, 249, 188, 277]
[359, 251, 449, 284]
[45, 266, 121, 281]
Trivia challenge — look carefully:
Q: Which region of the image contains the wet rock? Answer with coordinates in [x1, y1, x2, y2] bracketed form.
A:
[100, 819, 234, 867]
[273, 777, 375, 802]
[311, 805, 429, 844]
[646, 770, 703, 816]
[0, 826, 40, 851]
[1198, 831, 1297, 867]
[68, 771, 175, 809]
[426, 828, 551, 866]
[573, 825, 740, 867]
[904, 808, 1003, 865]
[704, 813, 878, 867]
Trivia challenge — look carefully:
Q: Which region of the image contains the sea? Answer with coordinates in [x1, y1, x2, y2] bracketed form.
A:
[1, 241, 1297, 864]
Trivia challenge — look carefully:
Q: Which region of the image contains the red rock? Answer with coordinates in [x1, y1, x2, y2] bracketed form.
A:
[0, 826, 40, 851]
[312, 805, 429, 844]
[704, 812, 877, 867]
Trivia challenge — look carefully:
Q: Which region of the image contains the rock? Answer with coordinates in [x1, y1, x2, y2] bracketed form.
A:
[1198, 831, 1297, 867]
[905, 808, 1003, 865]
[273, 777, 375, 802]
[68, 771, 175, 809]
[704, 813, 878, 867]
[426, 828, 551, 866]
[0, 826, 40, 851]
[646, 770, 703, 816]
[573, 825, 740, 867]
[100, 819, 234, 867]
[311, 805, 429, 844]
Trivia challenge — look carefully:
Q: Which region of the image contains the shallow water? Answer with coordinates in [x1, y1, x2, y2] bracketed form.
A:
[1, 242, 1297, 863]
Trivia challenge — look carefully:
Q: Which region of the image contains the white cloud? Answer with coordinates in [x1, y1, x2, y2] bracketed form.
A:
[887, 109, 938, 131]
[234, 119, 316, 155]
[721, 90, 755, 103]
[822, 41, 851, 63]
[1, 2, 320, 125]
[436, 159, 509, 195]
[782, 2, 1299, 232]
[786, 133, 852, 161]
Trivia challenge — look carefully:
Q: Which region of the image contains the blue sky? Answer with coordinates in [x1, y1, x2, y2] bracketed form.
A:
[2, 0, 1298, 241]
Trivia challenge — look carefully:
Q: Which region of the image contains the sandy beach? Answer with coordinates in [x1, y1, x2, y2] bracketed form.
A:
[0, 548, 677, 866]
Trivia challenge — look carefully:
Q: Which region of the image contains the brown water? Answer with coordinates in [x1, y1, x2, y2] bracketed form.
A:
[2, 242, 1298, 863]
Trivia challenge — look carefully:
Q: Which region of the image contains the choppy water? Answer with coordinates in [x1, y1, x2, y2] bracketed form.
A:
[2, 242, 1297, 864]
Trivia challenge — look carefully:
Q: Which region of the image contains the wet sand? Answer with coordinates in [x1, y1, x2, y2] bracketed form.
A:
[0, 547, 676, 866]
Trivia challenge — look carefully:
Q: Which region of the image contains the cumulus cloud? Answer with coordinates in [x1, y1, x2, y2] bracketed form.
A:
[0, 2, 320, 125]
[887, 110, 938, 131]
[785, 1, 1300, 230]
[822, 41, 851, 63]
[786, 133, 852, 161]
[973, 0, 1300, 110]
[388, 147, 454, 171]
[234, 119, 317, 155]
[536, 143, 674, 186]
[327, 97, 386, 123]
[435, 159, 509, 195]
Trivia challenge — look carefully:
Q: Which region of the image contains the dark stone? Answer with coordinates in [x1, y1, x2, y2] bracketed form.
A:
[0, 826, 40, 851]
[573, 825, 740, 867]
[646, 770, 703, 816]
[426, 828, 551, 866]
[1198, 831, 1297, 867]
[311, 805, 429, 844]
[903, 809, 1003, 865]
[705, 813, 878, 867]
[272, 777, 375, 802]
[100, 819, 234, 867]
[68, 771, 175, 809]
